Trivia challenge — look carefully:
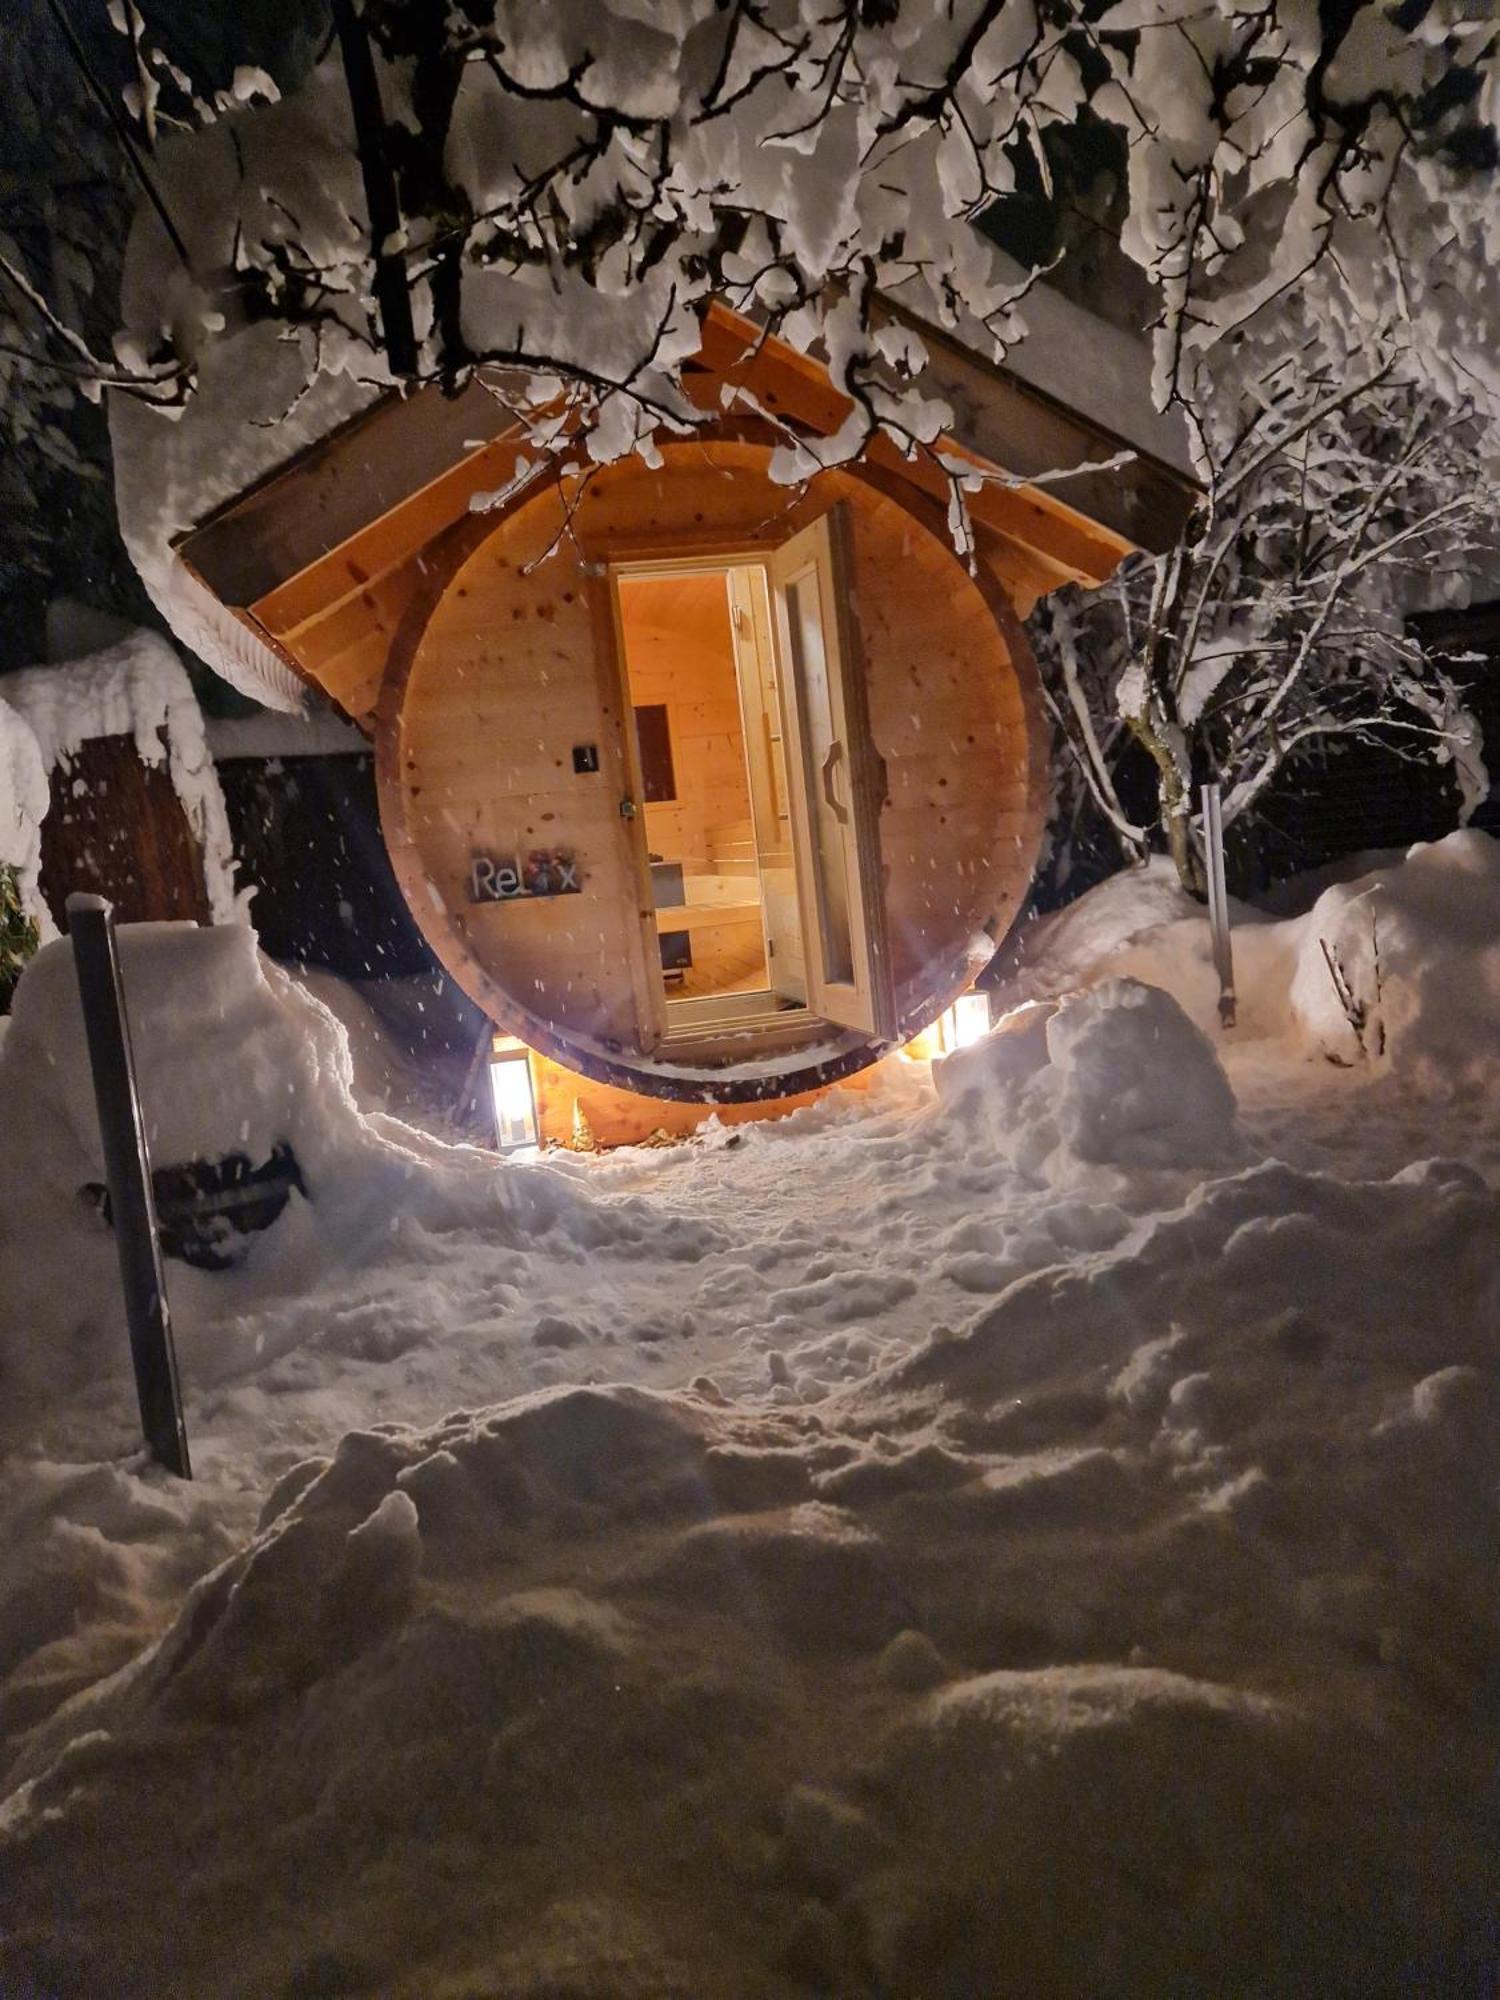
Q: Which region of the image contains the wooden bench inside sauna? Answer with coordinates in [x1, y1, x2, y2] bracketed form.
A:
[174, 306, 1196, 1127]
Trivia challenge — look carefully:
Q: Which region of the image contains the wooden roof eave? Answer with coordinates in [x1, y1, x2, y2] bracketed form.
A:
[692, 300, 1200, 576]
[868, 295, 1199, 557]
[175, 298, 1196, 726]
[180, 297, 1188, 622]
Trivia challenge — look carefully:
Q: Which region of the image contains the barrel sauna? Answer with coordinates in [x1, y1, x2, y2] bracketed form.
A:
[375, 434, 1048, 1104]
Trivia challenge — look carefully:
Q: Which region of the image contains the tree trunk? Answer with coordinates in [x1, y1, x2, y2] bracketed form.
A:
[1127, 709, 1204, 898]
[1163, 789, 1200, 897]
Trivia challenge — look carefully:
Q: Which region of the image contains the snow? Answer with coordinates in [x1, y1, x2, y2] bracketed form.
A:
[1, 628, 240, 924]
[0, 692, 50, 933]
[1, 835, 1498, 1993]
[1013, 830, 1500, 1088]
[935, 978, 1241, 1175]
[109, 57, 380, 711]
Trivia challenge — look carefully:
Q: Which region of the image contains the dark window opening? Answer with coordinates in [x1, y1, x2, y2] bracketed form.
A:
[634, 703, 677, 802]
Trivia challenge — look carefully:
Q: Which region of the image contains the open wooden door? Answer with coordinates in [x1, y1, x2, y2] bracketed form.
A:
[768, 507, 894, 1039]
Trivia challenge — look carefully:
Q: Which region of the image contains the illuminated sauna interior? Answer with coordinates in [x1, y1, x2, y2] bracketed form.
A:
[615, 568, 804, 1033]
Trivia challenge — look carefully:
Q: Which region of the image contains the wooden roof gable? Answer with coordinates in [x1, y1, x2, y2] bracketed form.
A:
[178, 302, 1198, 725]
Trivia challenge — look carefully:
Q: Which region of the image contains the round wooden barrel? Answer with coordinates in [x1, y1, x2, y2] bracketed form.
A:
[375, 435, 1047, 1103]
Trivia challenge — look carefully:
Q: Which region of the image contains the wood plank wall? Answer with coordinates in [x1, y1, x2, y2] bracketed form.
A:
[38, 735, 210, 929]
[387, 487, 654, 1055]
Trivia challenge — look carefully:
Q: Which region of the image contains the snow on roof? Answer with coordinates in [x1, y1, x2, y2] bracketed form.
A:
[109, 61, 384, 713]
[2, 629, 241, 924]
[109, 54, 1186, 712]
[0, 694, 50, 934]
[109, 321, 375, 713]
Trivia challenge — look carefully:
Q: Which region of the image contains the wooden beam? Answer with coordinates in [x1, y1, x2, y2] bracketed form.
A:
[872, 297, 1199, 556]
[177, 295, 1197, 737]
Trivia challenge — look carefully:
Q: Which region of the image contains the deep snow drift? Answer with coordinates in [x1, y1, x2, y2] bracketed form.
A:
[1, 836, 1497, 1996]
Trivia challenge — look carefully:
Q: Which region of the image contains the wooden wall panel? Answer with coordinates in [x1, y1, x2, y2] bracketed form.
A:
[39, 735, 209, 930]
[389, 491, 654, 1055]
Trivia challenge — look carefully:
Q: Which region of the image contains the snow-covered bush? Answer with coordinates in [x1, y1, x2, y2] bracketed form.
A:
[0, 867, 39, 1011]
[0, 923, 627, 1395]
[1286, 831, 1500, 1088]
[1004, 829, 1500, 1094]
[0, 693, 48, 949]
[1034, 337, 1498, 891]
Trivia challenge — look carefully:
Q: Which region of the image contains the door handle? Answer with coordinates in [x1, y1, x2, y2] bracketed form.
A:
[821, 741, 848, 824]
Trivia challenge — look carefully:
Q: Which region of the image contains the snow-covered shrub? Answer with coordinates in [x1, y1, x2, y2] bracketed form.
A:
[1002, 830, 1500, 1096]
[0, 866, 40, 1012]
[1287, 831, 1500, 1087]
[0, 692, 48, 955]
[2, 923, 366, 1192]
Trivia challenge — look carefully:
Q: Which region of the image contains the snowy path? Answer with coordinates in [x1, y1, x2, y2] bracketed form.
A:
[0, 1051, 1321, 1743]
[2, 851, 1498, 1994]
[2, 1075, 1099, 1745]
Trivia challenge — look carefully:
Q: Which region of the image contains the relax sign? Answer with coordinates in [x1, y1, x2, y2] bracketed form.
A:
[469, 850, 582, 903]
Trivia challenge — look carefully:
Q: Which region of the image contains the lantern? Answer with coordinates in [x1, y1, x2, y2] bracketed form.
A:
[940, 990, 992, 1053]
[489, 1034, 539, 1152]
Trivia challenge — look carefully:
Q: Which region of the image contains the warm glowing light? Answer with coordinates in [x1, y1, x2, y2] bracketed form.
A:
[906, 992, 993, 1062]
[947, 990, 992, 1050]
[489, 1036, 539, 1151]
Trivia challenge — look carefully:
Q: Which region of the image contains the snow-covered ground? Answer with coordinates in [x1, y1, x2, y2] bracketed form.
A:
[1, 837, 1497, 1996]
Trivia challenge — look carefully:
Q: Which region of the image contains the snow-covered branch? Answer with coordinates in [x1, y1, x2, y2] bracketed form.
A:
[40, 0, 1484, 504]
[1032, 334, 1500, 892]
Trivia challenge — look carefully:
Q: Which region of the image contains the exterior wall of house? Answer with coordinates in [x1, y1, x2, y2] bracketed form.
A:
[375, 436, 1048, 1102]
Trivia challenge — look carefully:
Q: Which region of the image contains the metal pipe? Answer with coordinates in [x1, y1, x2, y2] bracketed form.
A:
[67, 894, 191, 1478]
[1200, 781, 1236, 1030]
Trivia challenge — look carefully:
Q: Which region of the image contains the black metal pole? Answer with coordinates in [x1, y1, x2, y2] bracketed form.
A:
[329, 0, 419, 380]
[67, 894, 191, 1479]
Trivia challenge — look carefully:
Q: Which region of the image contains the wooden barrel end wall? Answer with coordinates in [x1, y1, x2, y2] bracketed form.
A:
[375, 438, 1049, 1104]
